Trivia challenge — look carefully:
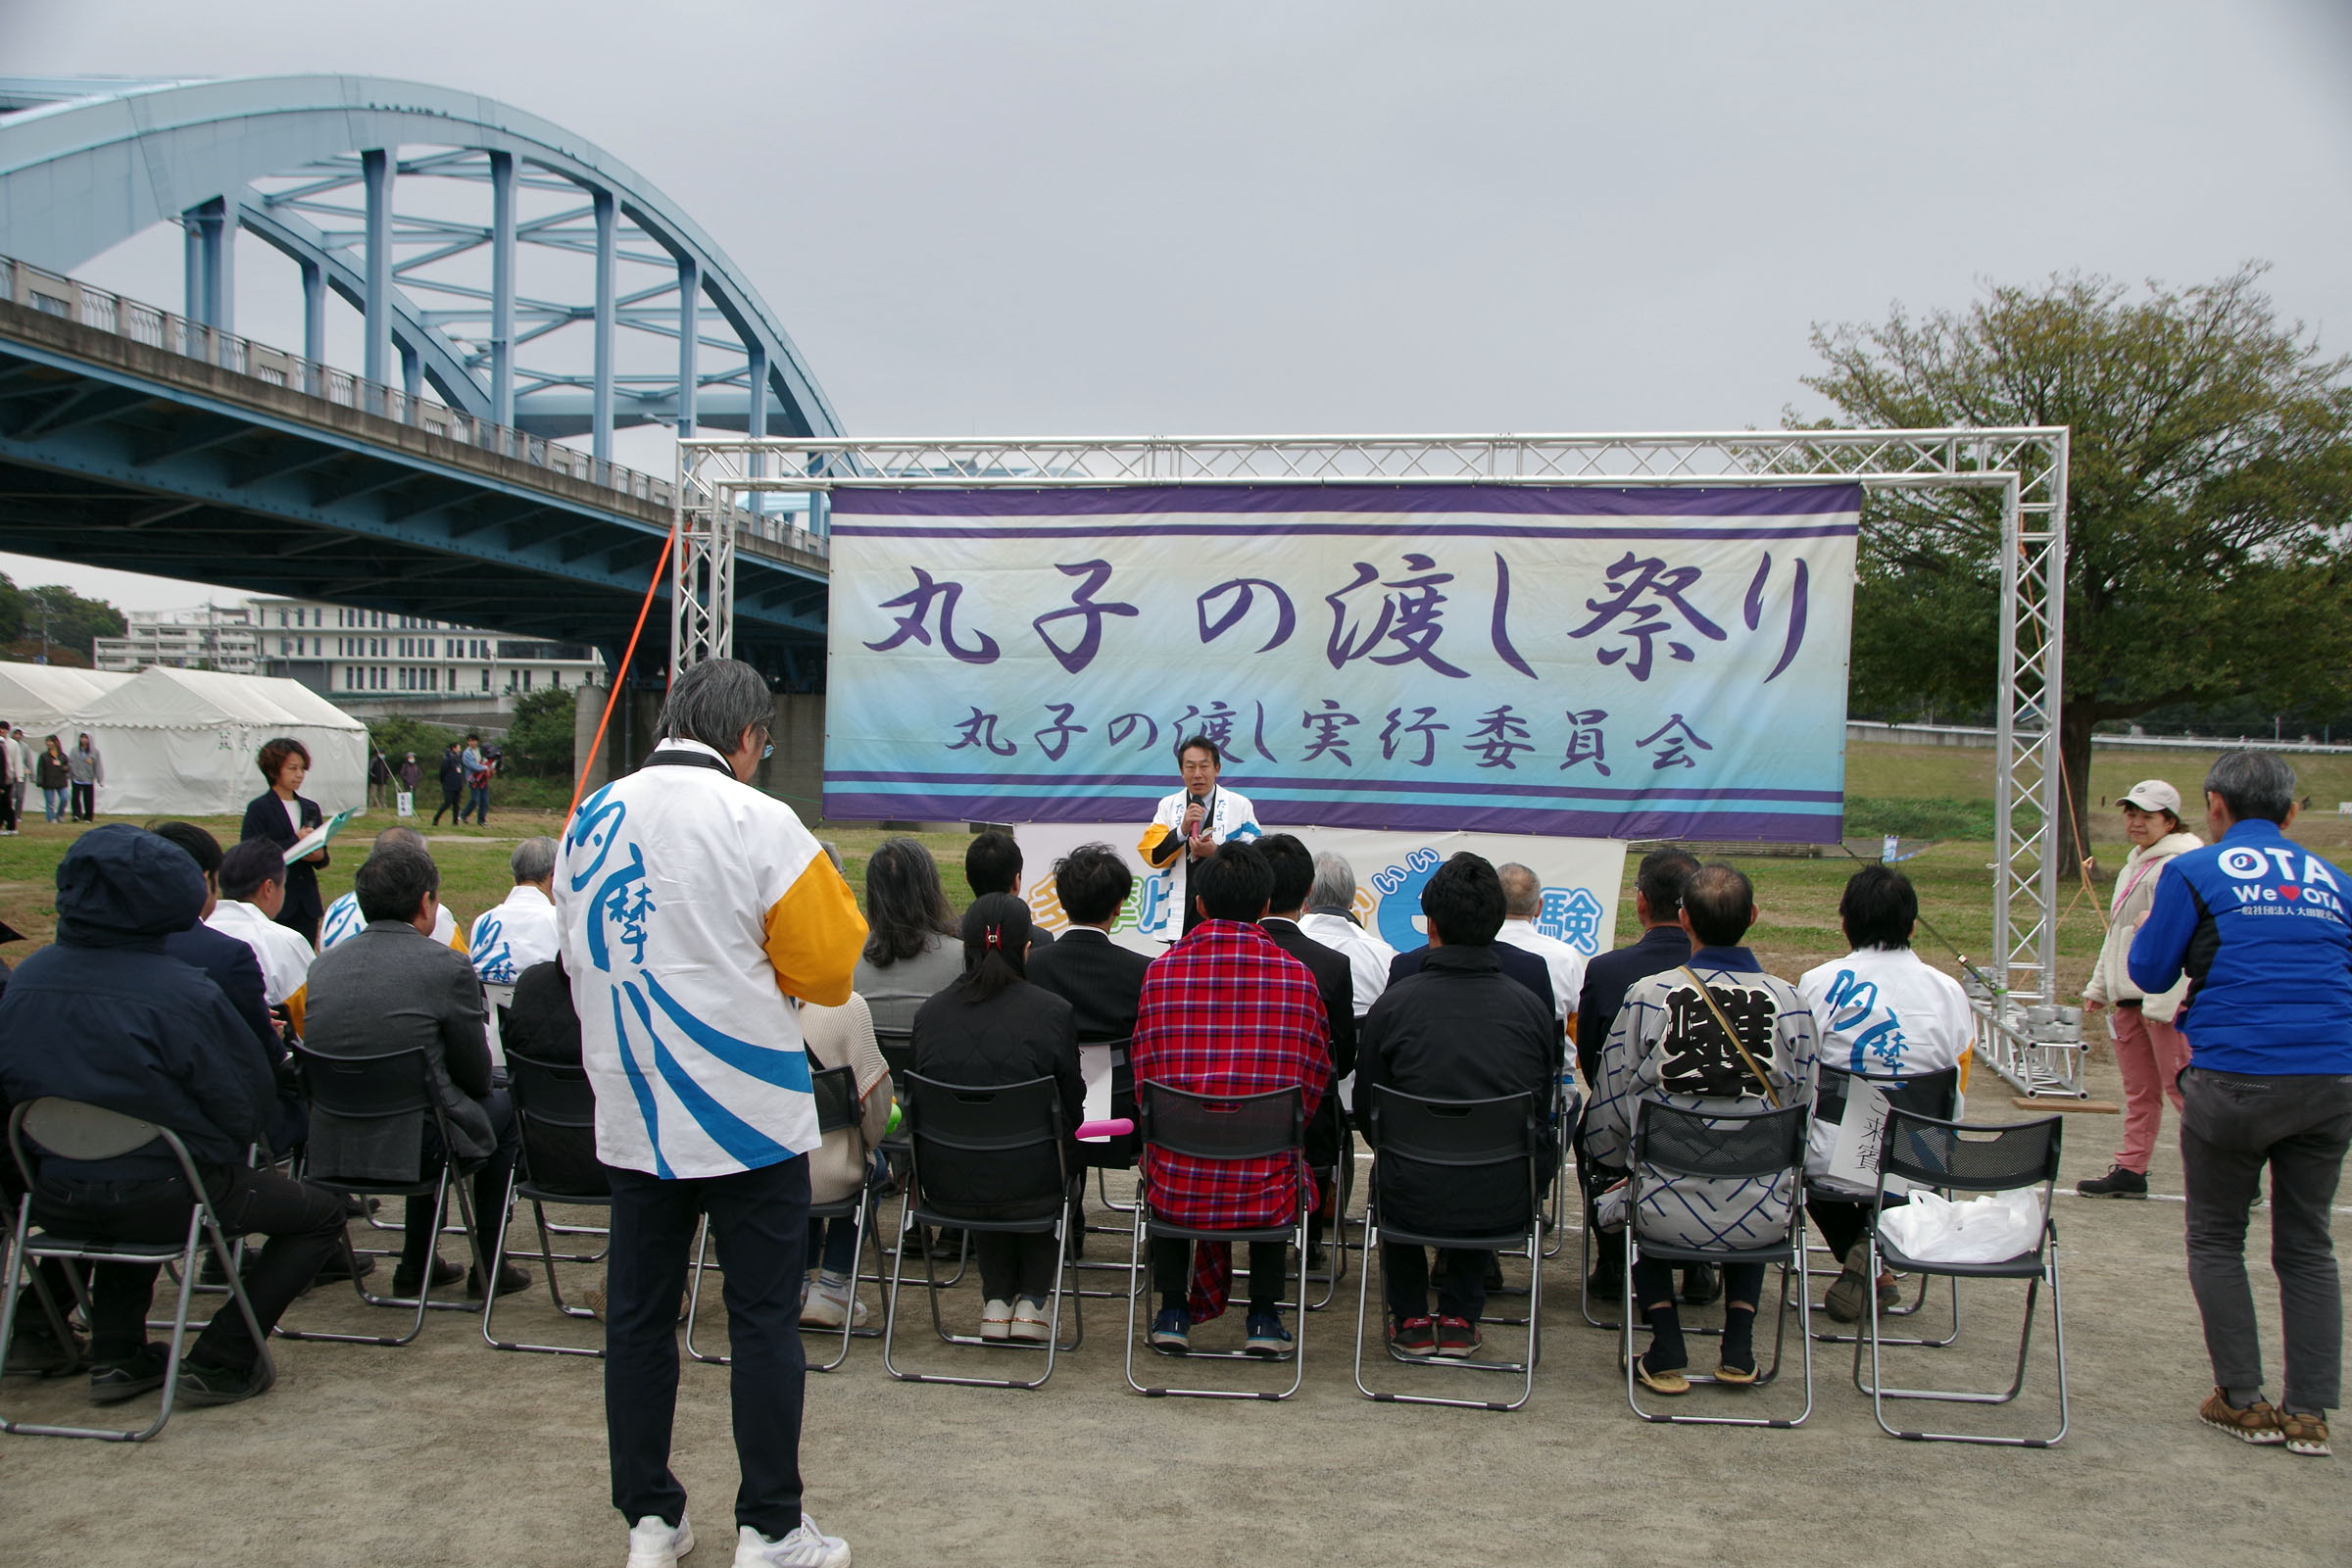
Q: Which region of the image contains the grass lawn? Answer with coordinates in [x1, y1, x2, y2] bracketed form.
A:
[4, 743, 2345, 1007]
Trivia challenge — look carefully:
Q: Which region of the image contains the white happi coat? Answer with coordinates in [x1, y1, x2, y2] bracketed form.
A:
[556, 740, 866, 1179]
[1134, 785, 1261, 943]
[470, 883, 561, 985]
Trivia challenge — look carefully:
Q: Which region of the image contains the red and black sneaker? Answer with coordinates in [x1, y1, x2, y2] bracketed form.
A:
[1436, 1315, 1483, 1358]
[1390, 1316, 1437, 1357]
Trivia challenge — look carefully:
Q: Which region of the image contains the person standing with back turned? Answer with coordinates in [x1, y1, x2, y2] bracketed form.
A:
[2130, 750, 2352, 1460]
[558, 659, 868, 1568]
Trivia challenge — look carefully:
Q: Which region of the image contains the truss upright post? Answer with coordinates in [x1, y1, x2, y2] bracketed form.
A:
[489, 150, 516, 429]
[592, 186, 616, 464]
[361, 149, 392, 402]
[671, 444, 733, 669]
[1988, 433, 2074, 1093]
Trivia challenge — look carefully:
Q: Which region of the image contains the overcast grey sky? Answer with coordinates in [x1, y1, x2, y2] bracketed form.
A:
[4, 0, 2349, 609]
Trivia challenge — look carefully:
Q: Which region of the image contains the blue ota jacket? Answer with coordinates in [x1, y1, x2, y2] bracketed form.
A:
[2129, 818, 2352, 1075]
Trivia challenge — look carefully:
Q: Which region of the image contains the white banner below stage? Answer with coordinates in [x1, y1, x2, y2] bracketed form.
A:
[1011, 822, 1625, 958]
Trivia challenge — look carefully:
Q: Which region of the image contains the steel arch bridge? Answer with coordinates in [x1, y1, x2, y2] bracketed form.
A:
[0, 73, 841, 455]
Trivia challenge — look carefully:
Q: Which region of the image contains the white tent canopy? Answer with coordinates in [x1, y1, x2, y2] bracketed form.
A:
[74, 666, 368, 818]
[0, 665, 129, 738]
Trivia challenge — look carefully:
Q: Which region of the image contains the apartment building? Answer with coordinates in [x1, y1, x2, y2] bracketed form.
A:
[95, 597, 603, 715]
[94, 604, 261, 674]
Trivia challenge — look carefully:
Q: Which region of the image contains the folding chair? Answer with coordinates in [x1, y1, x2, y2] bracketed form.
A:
[686, 1064, 874, 1373]
[1350, 1087, 1546, 1411]
[1622, 1100, 1813, 1428]
[0, 1100, 273, 1442]
[1122, 1083, 1309, 1402]
[882, 1072, 1080, 1390]
[1806, 1064, 1960, 1348]
[483, 1050, 610, 1357]
[866, 1027, 966, 1291]
[1856, 1109, 2068, 1446]
[273, 1044, 492, 1347]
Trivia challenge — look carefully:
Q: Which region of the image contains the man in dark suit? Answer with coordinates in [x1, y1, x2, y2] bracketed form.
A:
[1026, 843, 1152, 1238]
[1026, 844, 1151, 1043]
[305, 844, 525, 1301]
[1572, 847, 1707, 1303]
[1256, 835, 1355, 1263]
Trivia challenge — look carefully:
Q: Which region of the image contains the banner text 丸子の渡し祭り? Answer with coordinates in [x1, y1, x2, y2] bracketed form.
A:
[823, 483, 1858, 842]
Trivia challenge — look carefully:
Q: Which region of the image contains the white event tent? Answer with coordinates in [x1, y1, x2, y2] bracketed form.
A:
[71, 666, 368, 817]
[0, 664, 129, 737]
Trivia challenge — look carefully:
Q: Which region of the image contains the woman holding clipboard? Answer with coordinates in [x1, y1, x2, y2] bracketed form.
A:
[240, 735, 329, 944]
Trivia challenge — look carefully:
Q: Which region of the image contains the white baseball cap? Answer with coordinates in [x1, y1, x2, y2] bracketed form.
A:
[2118, 779, 2182, 815]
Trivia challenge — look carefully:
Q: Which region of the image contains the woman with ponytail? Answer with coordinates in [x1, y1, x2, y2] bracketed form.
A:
[910, 893, 1085, 1343]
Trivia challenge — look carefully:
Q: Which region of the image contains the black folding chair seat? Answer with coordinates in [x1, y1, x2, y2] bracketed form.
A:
[0, 1101, 274, 1443]
[1122, 1082, 1309, 1401]
[882, 1072, 1079, 1390]
[1350, 1088, 1546, 1411]
[1856, 1109, 2068, 1446]
[1623, 1099, 1814, 1429]
[484, 1051, 611, 1357]
[276, 1045, 490, 1348]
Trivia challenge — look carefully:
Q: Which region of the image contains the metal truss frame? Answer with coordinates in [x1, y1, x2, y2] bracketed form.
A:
[676, 429, 2076, 1095]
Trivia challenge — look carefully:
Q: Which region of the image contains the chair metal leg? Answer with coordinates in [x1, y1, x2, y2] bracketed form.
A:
[1122, 1210, 1307, 1402]
[276, 1173, 464, 1346]
[482, 1170, 604, 1357]
[1625, 1243, 1812, 1429]
[1, 1197, 271, 1442]
[1578, 1214, 1623, 1332]
[883, 1207, 1074, 1390]
[685, 1214, 726, 1365]
[1858, 1236, 2066, 1446]
[1350, 1220, 1540, 1412]
[804, 1197, 868, 1374]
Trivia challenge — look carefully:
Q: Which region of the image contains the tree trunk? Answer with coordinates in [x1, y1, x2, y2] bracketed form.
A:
[2054, 702, 2098, 879]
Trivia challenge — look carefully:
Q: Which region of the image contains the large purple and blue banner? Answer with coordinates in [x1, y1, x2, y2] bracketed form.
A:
[824, 483, 1860, 842]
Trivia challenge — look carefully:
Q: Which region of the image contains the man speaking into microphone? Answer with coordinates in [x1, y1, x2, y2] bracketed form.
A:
[1136, 736, 1262, 943]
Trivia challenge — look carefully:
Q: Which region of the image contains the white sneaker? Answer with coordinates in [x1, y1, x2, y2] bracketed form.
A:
[798, 1281, 864, 1330]
[1008, 1299, 1051, 1343]
[979, 1298, 1012, 1341]
[732, 1516, 850, 1567]
[626, 1513, 695, 1567]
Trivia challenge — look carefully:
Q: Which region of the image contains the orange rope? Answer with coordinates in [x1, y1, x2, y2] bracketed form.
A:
[566, 523, 677, 821]
[2055, 748, 2107, 929]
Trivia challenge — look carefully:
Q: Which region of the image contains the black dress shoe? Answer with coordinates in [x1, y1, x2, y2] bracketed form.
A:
[1585, 1266, 1624, 1302]
[312, 1251, 377, 1287]
[467, 1261, 533, 1298]
[390, 1256, 466, 1297]
[1679, 1263, 1721, 1305]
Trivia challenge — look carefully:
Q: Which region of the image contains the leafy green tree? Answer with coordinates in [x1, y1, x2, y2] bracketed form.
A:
[366, 714, 462, 772]
[502, 685, 577, 777]
[21, 584, 125, 662]
[1801, 266, 2352, 868]
[0, 572, 24, 648]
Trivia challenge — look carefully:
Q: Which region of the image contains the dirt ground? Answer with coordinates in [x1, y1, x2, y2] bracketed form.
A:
[4, 1050, 2346, 1567]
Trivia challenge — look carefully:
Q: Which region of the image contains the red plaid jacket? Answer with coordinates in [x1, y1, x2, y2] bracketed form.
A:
[1131, 919, 1333, 1230]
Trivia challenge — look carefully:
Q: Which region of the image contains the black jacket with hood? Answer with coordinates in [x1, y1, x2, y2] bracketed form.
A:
[0, 825, 273, 1181]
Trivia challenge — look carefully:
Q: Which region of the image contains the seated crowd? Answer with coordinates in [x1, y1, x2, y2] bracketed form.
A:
[12, 741, 2327, 1470]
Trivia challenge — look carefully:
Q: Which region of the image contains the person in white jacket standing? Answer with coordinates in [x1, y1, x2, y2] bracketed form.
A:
[2079, 779, 2202, 1198]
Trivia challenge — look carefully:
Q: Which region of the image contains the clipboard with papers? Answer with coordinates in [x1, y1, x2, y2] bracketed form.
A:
[283, 807, 358, 866]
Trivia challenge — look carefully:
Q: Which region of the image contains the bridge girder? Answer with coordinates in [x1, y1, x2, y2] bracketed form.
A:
[0, 74, 843, 462]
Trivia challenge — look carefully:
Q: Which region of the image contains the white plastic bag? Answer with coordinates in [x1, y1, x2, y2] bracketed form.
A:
[1877, 1187, 2043, 1263]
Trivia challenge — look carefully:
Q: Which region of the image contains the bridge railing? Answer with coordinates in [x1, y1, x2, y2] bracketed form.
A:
[1, 252, 676, 513]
